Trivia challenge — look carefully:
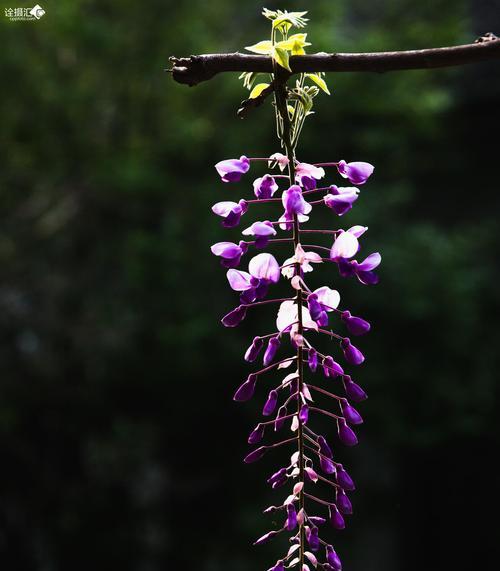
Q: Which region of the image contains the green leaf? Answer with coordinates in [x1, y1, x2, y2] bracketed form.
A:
[272, 46, 291, 72]
[245, 40, 273, 55]
[249, 83, 270, 99]
[307, 73, 331, 95]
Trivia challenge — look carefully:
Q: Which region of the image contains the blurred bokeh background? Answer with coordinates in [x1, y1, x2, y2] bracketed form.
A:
[1, 0, 499, 569]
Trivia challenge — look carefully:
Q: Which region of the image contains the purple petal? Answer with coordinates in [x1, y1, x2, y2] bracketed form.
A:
[341, 399, 363, 425]
[336, 488, 353, 515]
[248, 424, 265, 444]
[299, 404, 309, 424]
[337, 160, 374, 185]
[337, 419, 358, 446]
[329, 505, 346, 530]
[357, 252, 381, 271]
[318, 435, 333, 458]
[242, 220, 277, 238]
[253, 529, 277, 545]
[344, 376, 368, 402]
[215, 156, 250, 183]
[244, 446, 267, 464]
[326, 546, 343, 570]
[233, 374, 257, 402]
[253, 174, 278, 198]
[244, 337, 264, 362]
[262, 389, 279, 416]
[336, 465, 355, 491]
[341, 338, 365, 365]
[308, 348, 318, 372]
[341, 311, 371, 336]
[221, 305, 247, 327]
[286, 503, 297, 531]
[263, 336, 280, 366]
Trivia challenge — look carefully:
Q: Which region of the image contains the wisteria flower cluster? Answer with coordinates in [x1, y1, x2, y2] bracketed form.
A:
[209, 9, 381, 571]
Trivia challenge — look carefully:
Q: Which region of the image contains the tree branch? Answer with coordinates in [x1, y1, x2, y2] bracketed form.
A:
[169, 33, 500, 86]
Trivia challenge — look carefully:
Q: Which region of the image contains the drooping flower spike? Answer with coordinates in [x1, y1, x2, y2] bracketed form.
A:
[210, 9, 381, 571]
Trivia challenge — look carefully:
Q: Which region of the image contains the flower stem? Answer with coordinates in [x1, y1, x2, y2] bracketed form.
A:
[274, 77, 306, 570]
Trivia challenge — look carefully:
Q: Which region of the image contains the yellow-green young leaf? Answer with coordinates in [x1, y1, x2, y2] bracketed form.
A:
[287, 104, 295, 116]
[307, 73, 331, 95]
[272, 46, 291, 72]
[249, 83, 270, 99]
[277, 34, 310, 52]
[245, 40, 273, 55]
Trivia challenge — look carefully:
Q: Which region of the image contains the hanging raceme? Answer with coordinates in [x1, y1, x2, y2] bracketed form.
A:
[210, 9, 381, 571]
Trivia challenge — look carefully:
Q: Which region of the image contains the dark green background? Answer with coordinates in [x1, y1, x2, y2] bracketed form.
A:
[1, 1, 499, 569]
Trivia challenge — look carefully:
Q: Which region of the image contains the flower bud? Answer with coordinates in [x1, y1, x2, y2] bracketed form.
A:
[318, 436, 333, 458]
[344, 376, 368, 402]
[244, 336, 264, 362]
[336, 465, 355, 491]
[308, 348, 318, 372]
[337, 418, 358, 446]
[328, 505, 345, 530]
[263, 336, 281, 366]
[340, 399, 363, 425]
[286, 503, 297, 531]
[341, 310, 371, 336]
[299, 404, 309, 424]
[263, 390, 278, 416]
[341, 338, 365, 365]
[326, 545, 343, 570]
[248, 424, 265, 444]
[221, 305, 247, 327]
[233, 374, 257, 402]
[244, 446, 267, 464]
[253, 529, 277, 545]
[336, 488, 353, 515]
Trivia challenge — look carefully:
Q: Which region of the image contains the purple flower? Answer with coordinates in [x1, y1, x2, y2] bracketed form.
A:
[337, 418, 358, 446]
[253, 529, 277, 545]
[329, 505, 346, 530]
[299, 404, 309, 424]
[267, 467, 287, 486]
[337, 160, 374, 185]
[307, 525, 320, 550]
[340, 399, 363, 425]
[341, 338, 365, 365]
[318, 435, 333, 458]
[233, 374, 257, 402]
[221, 305, 247, 327]
[215, 156, 250, 182]
[320, 455, 335, 474]
[248, 424, 265, 444]
[280, 185, 312, 230]
[295, 162, 325, 190]
[262, 390, 278, 416]
[274, 406, 287, 431]
[268, 561, 285, 571]
[338, 252, 381, 285]
[308, 348, 318, 372]
[263, 336, 281, 366]
[212, 199, 248, 228]
[309, 516, 326, 526]
[211, 241, 248, 268]
[253, 174, 279, 198]
[244, 336, 264, 362]
[340, 310, 371, 336]
[286, 503, 297, 531]
[244, 446, 267, 464]
[323, 355, 344, 378]
[227, 253, 280, 303]
[336, 465, 355, 491]
[336, 488, 353, 515]
[330, 226, 367, 261]
[324, 186, 360, 216]
[242, 220, 277, 248]
[326, 546, 343, 570]
[344, 376, 368, 402]
[308, 286, 341, 326]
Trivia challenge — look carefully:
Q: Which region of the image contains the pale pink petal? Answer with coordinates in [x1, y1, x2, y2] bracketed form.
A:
[291, 415, 299, 431]
[314, 286, 340, 310]
[330, 231, 359, 259]
[226, 269, 253, 291]
[293, 482, 304, 495]
[348, 225, 368, 238]
[249, 253, 280, 283]
[211, 201, 238, 217]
